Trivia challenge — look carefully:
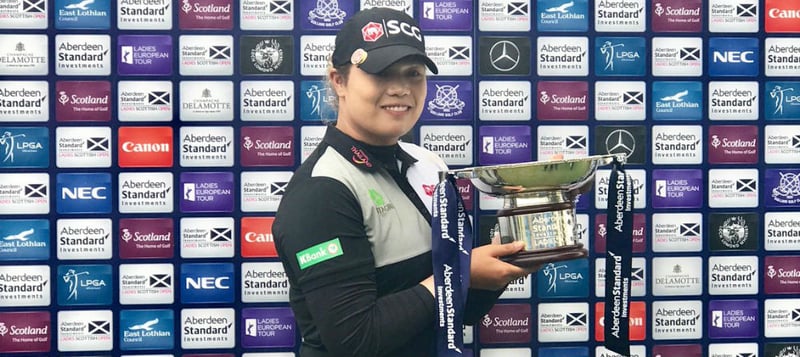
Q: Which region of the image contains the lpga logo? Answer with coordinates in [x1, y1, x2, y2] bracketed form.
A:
[770, 85, 800, 115]
[600, 41, 625, 71]
[542, 262, 568, 292]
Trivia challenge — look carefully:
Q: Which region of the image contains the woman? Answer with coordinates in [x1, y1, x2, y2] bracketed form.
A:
[273, 7, 536, 357]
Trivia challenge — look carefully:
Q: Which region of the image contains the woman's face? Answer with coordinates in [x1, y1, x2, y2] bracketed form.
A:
[331, 58, 427, 146]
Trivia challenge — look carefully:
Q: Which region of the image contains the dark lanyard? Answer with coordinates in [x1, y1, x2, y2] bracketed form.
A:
[604, 158, 633, 356]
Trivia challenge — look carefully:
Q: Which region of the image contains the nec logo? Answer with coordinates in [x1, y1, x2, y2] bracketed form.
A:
[708, 38, 759, 76]
[180, 263, 234, 304]
[118, 126, 173, 168]
[56, 173, 112, 214]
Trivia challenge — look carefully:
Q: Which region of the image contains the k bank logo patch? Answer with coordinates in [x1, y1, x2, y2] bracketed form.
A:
[594, 37, 645, 76]
[119, 218, 174, 259]
[241, 126, 294, 166]
[426, 35, 472, 76]
[709, 256, 759, 295]
[180, 172, 234, 213]
[709, 81, 759, 120]
[241, 80, 294, 121]
[765, 0, 800, 33]
[55, 81, 110, 122]
[0, 35, 48, 76]
[479, 81, 531, 121]
[652, 0, 701, 32]
[652, 81, 702, 120]
[651, 213, 702, 252]
[595, 0, 645, 32]
[765, 212, 800, 251]
[537, 36, 588, 76]
[652, 37, 703, 76]
[537, 259, 588, 298]
[0, 265, 49, 307]
[57, 264, 112, 306]
[478, 0, 531, 32]
[708, 0, 758, 33]
[241, 262, 289, 303]
[419, 125, 472, 165]
[708, 169, 759, 208]
[0, 311, 50, 353]
[241, 217, 277, 258]
[537, 0, 589, 32]
[179, 0, 232, 29]
[594, 81, 646, 120]
[764, 298, 800, 338]
[179, 35, 233, 76]
[241, 171, 292, 212]
[181, 263, 234, 304]
[0, 219, 49, 261]
[765, 255, 800, 294]
[56, 126, 111, 168]
[181, 308, 235, 349]
[179, 80, 234, 121]
[652, 257, 703, 296]
[0, 81, 48, 122]
[180, 126, 233, 167]
[594, 301, 646, 342]
[119, 309, 174, 350]
[119, 263, 174, 305]
[479, 37, 531, 75]
[117, 81, 173, 122]
[710, 213, 758, 251]
[118, 172, 173, 214]
[240, 0, 293, 30]
[242, 307, 296, 348]
[56, 173, 112, 214]
[766, 82, 800, 120]
[652, 300, 702, 340]
[766, 38, 800, 76]
[180, 217, 234, 258]
[652, 125, 702, 164]
[709, 299, 759, 338]
[117, 0, 171, 30]
[57, 310, 112, 351]
[0, 0, 47, 29]
[423, 80, 472, 121]
[480, 304, 531, 344]
[57, 218, 112, 260]
[537, 81, 588, 120]
[0, 126, 48, 168]
[118, 126, 173, 168]
[538, 302, 589, 342]
[240, 36, 293, 75]
[55, 34, 110, 76]
[117, 35, 173, 76]
[55, 0, 110, 29]
[0, 173, 48, 214]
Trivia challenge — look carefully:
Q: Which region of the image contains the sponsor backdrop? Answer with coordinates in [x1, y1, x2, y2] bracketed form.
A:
[0, 0, 799, 356]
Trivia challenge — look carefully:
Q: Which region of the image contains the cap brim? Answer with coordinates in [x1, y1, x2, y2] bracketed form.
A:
[358, 45, 439, 75]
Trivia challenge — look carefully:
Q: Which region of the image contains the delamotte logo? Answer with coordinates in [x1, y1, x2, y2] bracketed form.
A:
[765, 255, 800, 294]
[118, 218, 174, 259]
[179, 0, 232, 29]
[241, 217, 277, 257]
[0, 311, 50, 353]
[55, 81, 111, 122]
[479, 304, 531, 344]
[652, 257, 703, 296]
[537, 81, 588, 120]
[594, 301, 646, 342]
[118, 126, 173, 167]
[765, 0, 800, 32]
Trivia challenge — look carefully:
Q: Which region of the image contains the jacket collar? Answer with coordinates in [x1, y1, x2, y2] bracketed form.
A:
[323, 125, 418, 173]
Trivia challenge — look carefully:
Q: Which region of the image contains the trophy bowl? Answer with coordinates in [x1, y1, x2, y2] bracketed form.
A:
[447, 154, 625, 268]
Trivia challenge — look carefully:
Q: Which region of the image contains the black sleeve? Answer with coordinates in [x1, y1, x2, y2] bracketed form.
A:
[274, 177, 436, 357]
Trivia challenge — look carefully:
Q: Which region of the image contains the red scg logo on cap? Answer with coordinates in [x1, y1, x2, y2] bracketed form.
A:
[362, 22, 384, 42]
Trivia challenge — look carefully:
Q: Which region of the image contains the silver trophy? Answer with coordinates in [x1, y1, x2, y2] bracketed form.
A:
[446, 154, 625, 268]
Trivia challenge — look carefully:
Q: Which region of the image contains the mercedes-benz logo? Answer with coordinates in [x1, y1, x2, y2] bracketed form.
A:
[489, 40, 520, 72]
[605, 129, 635, 158]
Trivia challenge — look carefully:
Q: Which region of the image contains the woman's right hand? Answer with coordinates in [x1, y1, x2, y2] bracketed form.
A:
[468, 242, 538, 291]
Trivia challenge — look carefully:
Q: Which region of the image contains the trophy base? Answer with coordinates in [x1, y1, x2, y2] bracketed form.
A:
[500, 243, 588, 269]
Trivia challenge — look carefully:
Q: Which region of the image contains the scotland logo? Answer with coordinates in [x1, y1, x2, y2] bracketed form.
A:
[652, 81, 702, 120]
[537, 0, 588, 31]
[251, 39, 283, 73]
[766, 82, 800, 120]
[425, 81, 469, 119]
[595, 37, 645, 76]
[305, 0, 347, 28]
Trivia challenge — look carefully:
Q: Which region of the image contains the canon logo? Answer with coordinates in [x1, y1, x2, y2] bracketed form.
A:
[122, 141, 170, 152]
[244, 232, 273, 242]
[769, 8, 800, 18]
